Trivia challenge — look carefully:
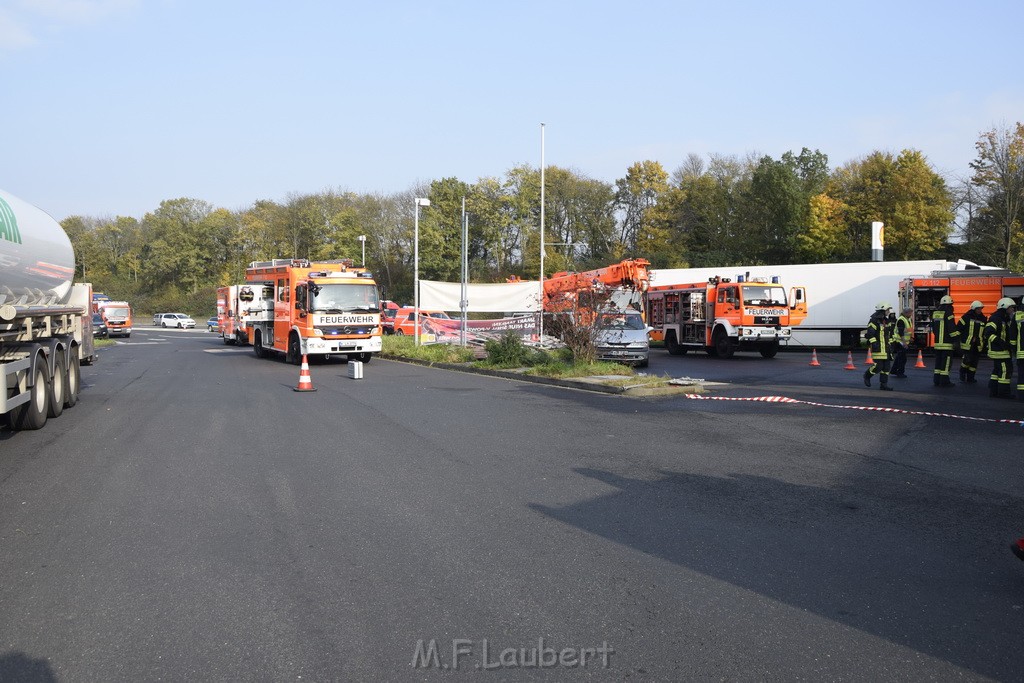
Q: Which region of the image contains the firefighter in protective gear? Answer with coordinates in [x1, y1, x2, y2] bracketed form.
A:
[957, 300, 986, 383]
[931, 294, 960, 387]
[864, 302, 896, 391]
[1014, 300, 1024, 400]
[985, 297, 1016, 399]
[890, 307, 913, 378]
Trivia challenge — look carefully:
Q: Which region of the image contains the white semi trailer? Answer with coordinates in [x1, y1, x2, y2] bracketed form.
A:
[1, 189, 97, 431]
[651, 259, 994, 348]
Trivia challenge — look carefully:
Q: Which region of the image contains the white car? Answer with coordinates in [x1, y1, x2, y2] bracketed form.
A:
[155, 313, 196, 329]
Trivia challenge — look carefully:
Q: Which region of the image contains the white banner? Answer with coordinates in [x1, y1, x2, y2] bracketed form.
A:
[419, 280, 541, 312]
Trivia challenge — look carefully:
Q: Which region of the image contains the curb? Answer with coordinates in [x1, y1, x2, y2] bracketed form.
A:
[379, 353, 705, 397]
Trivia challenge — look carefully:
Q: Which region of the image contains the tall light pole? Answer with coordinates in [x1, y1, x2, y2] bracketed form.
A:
[539, 123, 545, 342]
[413, 197, 431, 346]
[358, 234, 366, 266]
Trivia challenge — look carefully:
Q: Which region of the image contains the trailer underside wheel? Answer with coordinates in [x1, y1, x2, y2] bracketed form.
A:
[65, 351, 80, 408]
[713, 329, 734, 359]
[47, 352, 66, 418]
[10, 363, 50, 430]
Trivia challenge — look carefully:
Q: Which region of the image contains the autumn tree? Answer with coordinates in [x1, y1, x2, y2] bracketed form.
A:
[828, 150, 953, 260]
[967, 122, 1024, 269]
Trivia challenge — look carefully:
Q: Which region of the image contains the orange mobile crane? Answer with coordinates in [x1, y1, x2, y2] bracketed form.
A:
[541, 258, 651, 314]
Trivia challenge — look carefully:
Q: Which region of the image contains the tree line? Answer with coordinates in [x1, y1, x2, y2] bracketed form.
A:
[63, 123, 1024, 315]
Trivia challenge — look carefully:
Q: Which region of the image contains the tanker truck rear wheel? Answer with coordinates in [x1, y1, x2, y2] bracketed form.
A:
[65, 352, 80, 408]
[10, 363, 50, 430]
[47, 352, 66, 418]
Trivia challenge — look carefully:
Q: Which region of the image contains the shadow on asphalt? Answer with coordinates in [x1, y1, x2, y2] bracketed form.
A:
[531, 466, 1024, 678]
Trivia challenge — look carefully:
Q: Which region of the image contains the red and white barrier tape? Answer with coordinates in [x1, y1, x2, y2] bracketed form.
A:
[684, 394, 1024, 427]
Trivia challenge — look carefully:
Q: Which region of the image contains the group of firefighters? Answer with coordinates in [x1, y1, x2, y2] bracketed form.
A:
[862, 297, 1024, 565]
[862, 297, 1023, 399]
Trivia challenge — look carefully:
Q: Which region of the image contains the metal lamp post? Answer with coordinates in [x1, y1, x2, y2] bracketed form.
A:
[358, 235, 366, 266]
[413, 197, 431, 346]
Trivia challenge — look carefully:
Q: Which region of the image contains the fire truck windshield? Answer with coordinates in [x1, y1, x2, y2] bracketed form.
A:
[741, 286, 787, 306]
[104, 307, 130, 318]
[310, 283, 380, 312]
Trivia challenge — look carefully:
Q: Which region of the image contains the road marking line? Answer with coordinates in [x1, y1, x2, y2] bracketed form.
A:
[685, 394, 1024, 427]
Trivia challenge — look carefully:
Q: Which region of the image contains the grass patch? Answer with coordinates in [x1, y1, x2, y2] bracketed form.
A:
[94, 338, 118, 348]
[382, 335, 477, 363]
[525, 359, 633, 378]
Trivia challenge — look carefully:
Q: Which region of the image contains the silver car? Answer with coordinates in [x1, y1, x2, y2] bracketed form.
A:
[594, 310, 650, 367]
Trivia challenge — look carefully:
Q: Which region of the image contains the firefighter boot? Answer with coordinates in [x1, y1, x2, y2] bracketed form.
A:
[998, 383, 1013, 399]
[959, 366, 967, 382]
[879, 377, 892, 391]
[940, 375, 955, 388]
[933, 372, 941, 386]
[966, 370, 977, 384]
[989, 379, 999, 398]
[863, 370, 872, 387]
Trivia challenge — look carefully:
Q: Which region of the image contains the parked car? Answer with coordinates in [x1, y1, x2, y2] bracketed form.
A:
[91, 313, 108, 338]
[206, 316, 219, 332]
[594, 309, 651, 368]
[393, 307, 451, 336]
[154, 313, 196, 329]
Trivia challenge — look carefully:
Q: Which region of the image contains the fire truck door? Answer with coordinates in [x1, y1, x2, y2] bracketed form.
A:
[789, 286, 808, 326]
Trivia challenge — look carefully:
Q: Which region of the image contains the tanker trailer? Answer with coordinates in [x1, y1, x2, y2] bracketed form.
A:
[1, 188, 97, 431]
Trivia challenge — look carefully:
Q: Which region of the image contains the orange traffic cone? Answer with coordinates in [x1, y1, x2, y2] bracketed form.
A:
[293, 354, 317, 392]
[809, 349, 821, 366]
[865, 347, 874, 365]
[914, 349, 926, 369]
[844, 351, 857, 370]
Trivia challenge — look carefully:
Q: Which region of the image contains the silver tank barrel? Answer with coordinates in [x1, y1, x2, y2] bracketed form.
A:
[0, 189, 76, 306]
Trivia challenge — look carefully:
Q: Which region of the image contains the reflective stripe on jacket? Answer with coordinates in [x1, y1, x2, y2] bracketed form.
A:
[896, 315, 913, 345]
[985, 310, 1012, 360]
[866, 314, 897, 360]
[958, 310, 987, 352]
[931, 307, 959, 350]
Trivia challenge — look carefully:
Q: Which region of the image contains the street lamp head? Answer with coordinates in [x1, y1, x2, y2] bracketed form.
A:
[358, 235, 366, 242]
[415, 197, 431, 207]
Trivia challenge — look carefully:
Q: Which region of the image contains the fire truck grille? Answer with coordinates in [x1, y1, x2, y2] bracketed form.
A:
[324, 326, 373, 336]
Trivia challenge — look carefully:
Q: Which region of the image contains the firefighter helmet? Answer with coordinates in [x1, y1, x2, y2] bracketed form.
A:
[939, 295, 953, 305]
[875, 302, 892, 311]
[997, 297, 1016, 309]
[970, 300, 983, 310]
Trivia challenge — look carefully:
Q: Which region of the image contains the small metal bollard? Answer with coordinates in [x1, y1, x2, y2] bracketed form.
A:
[347, 360, 363, 379]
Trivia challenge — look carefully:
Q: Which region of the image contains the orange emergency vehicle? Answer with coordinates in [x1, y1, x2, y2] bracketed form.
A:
[95, 300, 133, 338]
[646, 275, 807, 358]
[217, 283, 273, 346]
[244, 258, 382, 363]
[898, 271, 1024, 348]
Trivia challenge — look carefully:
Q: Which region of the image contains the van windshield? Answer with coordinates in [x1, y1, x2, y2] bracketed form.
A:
[599, 312, 646, 330]
[311, 284, 380, 312]
[741, 286, 787, 306]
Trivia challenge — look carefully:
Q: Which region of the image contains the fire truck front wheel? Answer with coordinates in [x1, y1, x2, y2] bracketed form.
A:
[286, 333, 301, 365]
[759, 341, 780, 359]
[713, 329, 735, 359]
[349, 353, 372, 364]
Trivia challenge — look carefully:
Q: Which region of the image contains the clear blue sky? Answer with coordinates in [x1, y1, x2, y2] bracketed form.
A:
[2, 0, 1022, 221]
